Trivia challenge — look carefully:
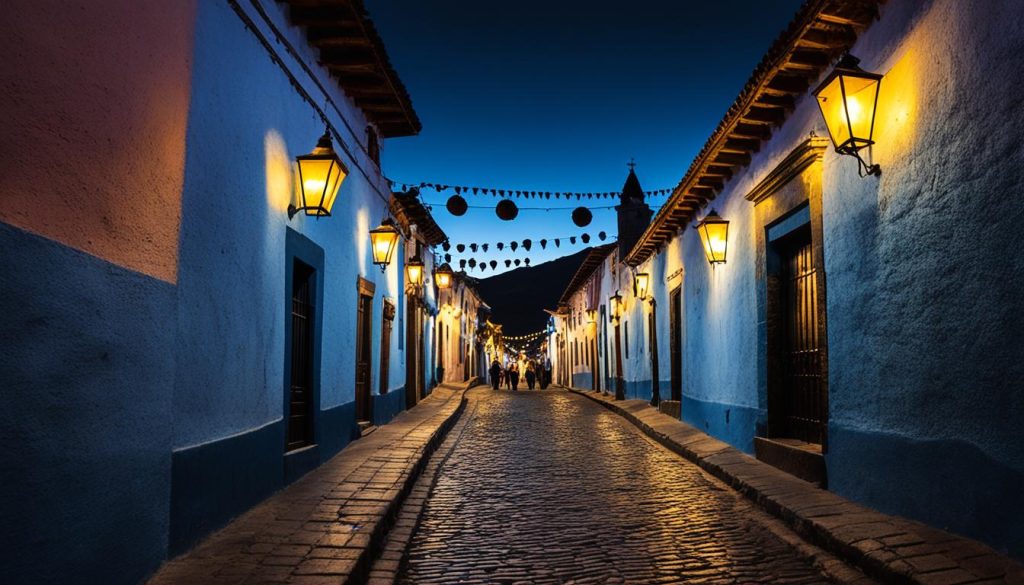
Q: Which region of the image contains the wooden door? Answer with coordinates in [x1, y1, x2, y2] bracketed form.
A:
[669, 287, 682, 402]
[355, 293, 373, 423]
[379, 300, 394, 395]
[405, 299, 418, 409]
[287, 263, 314, 450]
[778, 227, 826, 444]
[648, 310, 660, 401]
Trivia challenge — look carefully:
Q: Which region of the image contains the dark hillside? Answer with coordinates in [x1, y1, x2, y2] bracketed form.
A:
[476, 248, 591, 336]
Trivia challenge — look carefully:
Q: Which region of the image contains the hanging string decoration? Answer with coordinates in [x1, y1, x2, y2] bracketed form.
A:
[496, 199, 518, 221]
[572, 206, 593, 227]
[524, 258, 531, 266]
[457, 244, 465, 253]
[460, 259, 467, 269]
[570, 237, 577, 244]
[468, 259, 477, 268]
[391, 179, 675, 201]
[598, 231, 607, 241]
[446, 194, 468, 216]
[489, 260, 497, 269]
[497, 242, 504, 251]
[510, 241, 518, 252]
[581, 233, 591, 243]
[445, 253, 452, 263]
[514, 259, 521, 266]
[540, 239, 547, 249]
[442, 241, 451, 251]
[470, 243, 478, 252]
[505, 259, 512, 267]
[523, 239, 532, 251]
[482, 244, 489, 252]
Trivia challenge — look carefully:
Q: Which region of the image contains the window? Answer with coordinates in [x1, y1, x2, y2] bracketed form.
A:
[287, 261, 315, 450]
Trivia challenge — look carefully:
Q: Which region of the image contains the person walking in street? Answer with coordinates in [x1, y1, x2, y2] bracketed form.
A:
[525, 362, 536, 390]
[489, 359, 502, 390]
[509, 363, 520, 391]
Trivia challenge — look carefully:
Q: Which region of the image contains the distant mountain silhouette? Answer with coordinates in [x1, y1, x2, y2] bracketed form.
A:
[476, 248, 591, 336]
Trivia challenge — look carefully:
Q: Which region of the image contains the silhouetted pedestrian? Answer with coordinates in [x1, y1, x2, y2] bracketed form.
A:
[509, 364, 520, 391]
[525, 363, 536, 390]
[489, 359, 501, 390]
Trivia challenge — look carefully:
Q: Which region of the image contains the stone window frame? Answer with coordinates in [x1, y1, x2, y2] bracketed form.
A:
[747, 136, 832, 453]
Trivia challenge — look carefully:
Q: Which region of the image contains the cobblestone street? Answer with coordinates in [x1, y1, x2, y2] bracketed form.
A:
[397, 388, 855, 584]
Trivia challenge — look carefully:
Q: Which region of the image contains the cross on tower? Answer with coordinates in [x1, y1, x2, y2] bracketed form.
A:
[627, 158, 636, 171]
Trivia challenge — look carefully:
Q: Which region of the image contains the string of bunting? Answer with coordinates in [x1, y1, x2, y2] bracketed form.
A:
[389, 179, 673, 200]
[502, 330, 547, 342]
[437, 233, 617, 273]
[438, 231, 613, 255]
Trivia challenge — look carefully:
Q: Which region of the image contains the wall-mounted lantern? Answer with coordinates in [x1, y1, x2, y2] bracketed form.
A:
[813, 54, 883, 177]
[586, 309, 597, 326]
[695, 210, 729, 265]
[369, 218, 400, 271]
[289, 130, 349, 218]
[405, 254, 424, 289]
[434, 263, 454, 289]
[609, 292, 623, 323]
[633, 272, 651, 301]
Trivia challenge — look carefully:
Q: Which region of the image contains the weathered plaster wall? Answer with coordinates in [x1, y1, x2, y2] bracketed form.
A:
[0, 1, 196, 582]
[639, 0, 1024, 557]
[0, 0, 196, 283]
[169, 0, 408, 553]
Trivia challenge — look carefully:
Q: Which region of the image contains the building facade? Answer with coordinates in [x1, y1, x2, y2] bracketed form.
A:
[435, 271, 490, 384]
[556, 0, 1024, 560]
[0, 1, 457, 583]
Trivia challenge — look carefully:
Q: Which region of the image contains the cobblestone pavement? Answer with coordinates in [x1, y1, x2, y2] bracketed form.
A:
[397, 388, 852, 585]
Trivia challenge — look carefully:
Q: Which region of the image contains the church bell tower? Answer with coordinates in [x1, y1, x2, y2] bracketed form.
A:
[616, 161, 654, 258]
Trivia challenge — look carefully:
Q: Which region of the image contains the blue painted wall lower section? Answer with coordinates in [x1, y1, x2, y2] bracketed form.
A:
[0, 223, 175, 585]
[681, 395, 763, 455]
[170, 399, 363, 557]
[829, 425, 1024, 560]
[572, 372, 594, 390]
[170, 420, 284, 555]
[374, 388, 407, 426]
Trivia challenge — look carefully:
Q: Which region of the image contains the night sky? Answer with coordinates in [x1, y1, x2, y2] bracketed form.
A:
[370, 0, 804, 274]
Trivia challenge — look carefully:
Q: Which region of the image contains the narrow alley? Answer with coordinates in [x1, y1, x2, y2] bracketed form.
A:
[397, 388, 854, 584]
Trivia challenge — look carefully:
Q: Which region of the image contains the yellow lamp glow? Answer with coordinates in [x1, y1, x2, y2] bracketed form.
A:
[434, 263, 454, 289]
[369, 218, 400, 271]
[813, 54, 882, 176]
[406, 254, 424, 288]
[634, 272, 651, 301]
[609, 292, 623, 322]
[695, 210, 729, 265]
[290, 130, 348, 218]
[586, 309, 597, 325]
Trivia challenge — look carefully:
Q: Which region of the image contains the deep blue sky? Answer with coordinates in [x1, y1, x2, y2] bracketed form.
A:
[371, 0, 803, 275]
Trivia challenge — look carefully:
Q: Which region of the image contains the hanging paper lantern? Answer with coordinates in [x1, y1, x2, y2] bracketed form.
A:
[470, 243, 478, 253]
[490, 260, 497, 269]
[581, 233, 591, 243]
[497, 242, 504, 251]
[570, 237, 577, 244]
[523, 239, 532, 251]
[505, 259, 512, 267]
[598, 231, 607, 241]
[554, 239, 560, 247]
[572, 207, 593, 227]
[457, 244, 465, 253]
[442, 241, 451, 252]
[482, 244, 489, 252]
[540, 239, 547, 249]
[446, 195, 468, 216]
[510, 241, 519, 251]
[514, 259, 521, 266]
[469, 259, 477, 268]
[496, 199, 518, 221]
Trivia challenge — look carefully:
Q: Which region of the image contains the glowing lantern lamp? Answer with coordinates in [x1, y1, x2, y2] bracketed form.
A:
[634, 272, 651, 301]
[369, 218, 400, 271]
[586, 309, 597, 326]
[813, 54, 882, 176]
[289, 129, 349, 218]
[435, 263, 454, 289]
[695, 210, 729, 265]
[609, 292, 623, 323]
[406, 254, 425, 289]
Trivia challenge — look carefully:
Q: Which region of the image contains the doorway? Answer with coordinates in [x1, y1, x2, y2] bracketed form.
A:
[287, 262, 315, 450]
[769, 224, 827, 446]
[355, 283, 374, 425]
[669, 286, 682, 403]
[380, 300, 395, 396]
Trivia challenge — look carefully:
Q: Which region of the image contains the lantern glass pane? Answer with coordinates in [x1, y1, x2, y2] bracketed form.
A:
[839, 74, 879, 150]
[437, 273, 451, 288]
[296, 158, 330, 215]
[816, 76, 851, 151]
[635, 273, 650, 300]
[370, 229, 399, 266]
[407, 263, 423, 286]
[698, 221, 728, 264]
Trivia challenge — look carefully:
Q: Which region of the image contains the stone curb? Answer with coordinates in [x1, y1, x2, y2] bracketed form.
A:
[567, 388, 1024, 585]
[147, 385, 470, 585]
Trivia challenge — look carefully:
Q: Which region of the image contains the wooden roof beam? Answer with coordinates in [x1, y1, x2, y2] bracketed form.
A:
[288, 5, 359, 28]
[797, 27, 855, 50]
[766, 74, 811, 94]
[740, 106, 785, 125]
[719, 139, 760, 154]
[715, 151, 752, 166]
[756, 93, 796, 110]
[704, 165, 734, 179]
[730, 123, 771, 140]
